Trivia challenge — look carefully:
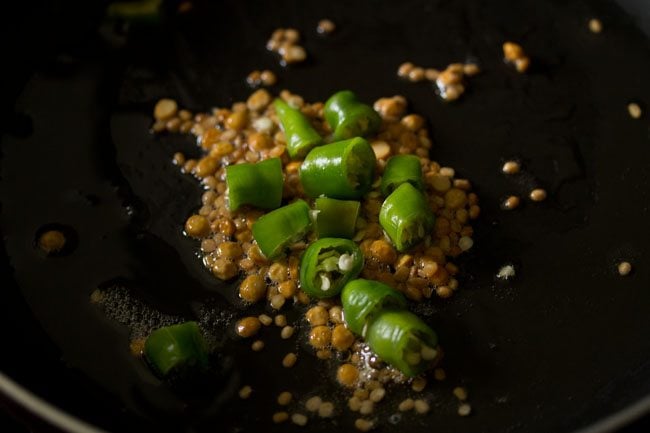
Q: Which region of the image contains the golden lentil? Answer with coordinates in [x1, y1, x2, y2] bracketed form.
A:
[236, 317, 261, 338]
[453, 386, 468, 401]
[618, 261, 632, 276]
[359, 400, 374, 415]
[274, 314, 287, 327]
[369, 388, 385, 402]
[239, 274, 266, 303]
[411, 377, 427, 392]
[154, 98, 178, 121]
[337, 363, 359, 387]
[309, 326, 332, 349]
[331, 324, 355, 351]
[258, 314, 272, 326]
[628, 103, 642, 119]
[306, 306, 329, 326]
[589, 18, 603, 33]
[277, 391, 293, 406]
[272, 412, 289, 423]
[502, 195, 520, 210]
[529, 188, 547, 202]
[38, 230, 66, 254]
[502, 160, 521, 174]
[185, 215, 210, 238]
[317, 19, 336, 34]
[503, 42, 530, 73]
[280, 325, 295, 339]
[282, 352, 298, 368]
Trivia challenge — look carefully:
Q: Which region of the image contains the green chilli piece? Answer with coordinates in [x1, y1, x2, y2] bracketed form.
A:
[341, 279, 406, 335]
[144, 321, 208, 377]
[366, 309, 439, 377]
[299, 238, 363, 298]
[107, 0, 162, 20]
[252, 200, 311, 259]
[226, 157, 283, 211]
[299, 137, 377, 200]
[315, 197, 360, 239]
[324, 90, 382, 141]
[381, 154, 424, 196]
[274, 98, 323, 159]
[379, 182, 434, 251]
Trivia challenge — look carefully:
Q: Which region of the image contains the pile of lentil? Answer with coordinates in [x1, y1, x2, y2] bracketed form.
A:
[152, 88, 481, 427]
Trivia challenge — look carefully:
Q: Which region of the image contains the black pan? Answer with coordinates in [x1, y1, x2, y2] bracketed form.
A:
[2, 0, 650, 432]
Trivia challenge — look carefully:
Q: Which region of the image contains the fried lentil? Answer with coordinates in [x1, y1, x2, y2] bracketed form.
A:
[38, 230, 66, 254]
[317, 19, 336, 35]
[628, 103, 642, 119]
[618, 261, 632, 276]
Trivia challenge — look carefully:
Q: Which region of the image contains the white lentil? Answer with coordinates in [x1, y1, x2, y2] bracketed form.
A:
[354, 418, 375, 432]
[414, 399, 430, 414]
[291, 413, 308, 426]
[359, 399, 374, 415]
[398, 398, 414, 411]
[258, 314, 273, 326]
[306, 396, 323, 412]
[251, 340, 264, 351]
[458, 236, 474, 251]
[318, 402, 335, 418]
[458, 403, 472, 416]
[369, 388, 386, 402]
[280, 325, 295, 339]
[274, 314, 287, 327]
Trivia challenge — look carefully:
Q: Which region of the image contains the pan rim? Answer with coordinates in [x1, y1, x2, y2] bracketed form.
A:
[0, 368, 648, 433]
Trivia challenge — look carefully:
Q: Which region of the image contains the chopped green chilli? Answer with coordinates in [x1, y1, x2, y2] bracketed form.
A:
[299, 137, 376, 199]
[314, 197, 360, 239]
[366, 309, 439, 377]
[274, 98, 323, 159]
[379, 182, 434, 251]
[252, 200, 312, 259]
[324, 90, 382, 140]
[381, 154, 424, 196]
[226, 157, 283, 211]
[341, 279, 407, 335]
[144, 321, 208, 377]
[300, 238, 363, 298]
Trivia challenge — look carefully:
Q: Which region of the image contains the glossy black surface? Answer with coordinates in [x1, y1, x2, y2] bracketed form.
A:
[1, 0, 650, 432]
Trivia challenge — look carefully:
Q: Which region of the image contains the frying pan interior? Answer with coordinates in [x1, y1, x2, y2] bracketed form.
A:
[1, 0, 650, 432]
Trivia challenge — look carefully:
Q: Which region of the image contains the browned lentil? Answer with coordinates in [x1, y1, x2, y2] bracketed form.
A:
[239, 274, 266, 303]
[309, 326, 332, 349]
[277, 391, 293, 406]
[282, 352, 298, 367]
[272, 412, 289, 423]
[236, 317, 261, 338]
[618, 261, 632, 276]
[337, 363, 359, 387]
[154, 98, 178, 121]
[589, 18, 603, 33]
[502, 195, 520, 210]
[529, 188, 547, 202]
[503, 42, 530, 73]
[317, 19, 336, 35]
[38, 230, 66, 254]
[628, 103, 642, 119]
[502, 160, 521, 174]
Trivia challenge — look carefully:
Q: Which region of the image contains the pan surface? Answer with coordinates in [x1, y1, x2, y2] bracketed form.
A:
[1, 0, 650, 432]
